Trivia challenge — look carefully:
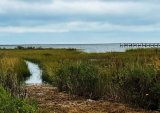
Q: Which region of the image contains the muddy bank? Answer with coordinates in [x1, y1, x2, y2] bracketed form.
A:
[25, 84, 158, 113]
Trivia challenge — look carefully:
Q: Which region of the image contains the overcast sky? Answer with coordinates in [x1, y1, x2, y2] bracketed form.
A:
[0, 0, 160, 44]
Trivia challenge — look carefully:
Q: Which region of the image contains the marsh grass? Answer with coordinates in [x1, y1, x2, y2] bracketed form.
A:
[119, 65, 160, 110]
[0, 57, 37, 113]
[0, 48, 160, 110]
[55, 62, 99, 99]
[0, 57, 30, 96]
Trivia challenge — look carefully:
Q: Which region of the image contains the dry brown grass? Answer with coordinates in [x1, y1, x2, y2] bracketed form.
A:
[26, 84, 155, 113]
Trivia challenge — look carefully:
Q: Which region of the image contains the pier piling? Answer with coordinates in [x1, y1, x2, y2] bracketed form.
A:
[120, 43, 160, 47]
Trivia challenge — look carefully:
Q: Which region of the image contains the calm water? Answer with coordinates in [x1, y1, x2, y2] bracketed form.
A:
[25, 61, 42, 84]
[0, 43, 158, 53]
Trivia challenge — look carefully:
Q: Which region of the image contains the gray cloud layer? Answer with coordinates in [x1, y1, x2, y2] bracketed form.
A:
[0, 0, 160, 33]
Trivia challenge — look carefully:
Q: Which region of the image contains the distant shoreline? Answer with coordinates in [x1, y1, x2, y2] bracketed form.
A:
[0, 43, 160, 53]
[0, 43, 119, 46]
[0, 43, 160, 46]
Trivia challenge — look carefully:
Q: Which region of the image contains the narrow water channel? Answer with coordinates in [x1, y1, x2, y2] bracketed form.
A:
[25, 61, 42, 84]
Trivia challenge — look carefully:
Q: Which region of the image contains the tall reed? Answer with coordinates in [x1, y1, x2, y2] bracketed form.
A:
[0, 57, 30, 96]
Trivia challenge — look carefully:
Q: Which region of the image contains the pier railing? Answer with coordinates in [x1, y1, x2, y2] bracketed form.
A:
[120, 43, 160, 47]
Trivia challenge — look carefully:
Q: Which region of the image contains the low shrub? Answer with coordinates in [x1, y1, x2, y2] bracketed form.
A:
[0, 86, 37, 113]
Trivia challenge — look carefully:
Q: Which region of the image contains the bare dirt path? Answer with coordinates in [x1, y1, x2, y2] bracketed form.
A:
[26, 84, 157, 113]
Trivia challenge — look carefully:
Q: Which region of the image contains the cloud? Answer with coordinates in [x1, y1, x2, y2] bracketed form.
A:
[0, 0, 159, 28]
[0, 26, 68, 33]
[0, 21, 160, 33]
[0, 0, 159, 16]
[0, 0, 160, 34]
[0, 0, 160, 44]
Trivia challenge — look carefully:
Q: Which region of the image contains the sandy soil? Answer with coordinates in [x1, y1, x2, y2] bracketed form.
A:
[25, 84, 158, 113]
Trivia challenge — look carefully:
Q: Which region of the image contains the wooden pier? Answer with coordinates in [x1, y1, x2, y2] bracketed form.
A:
[120, 43, 160, 47]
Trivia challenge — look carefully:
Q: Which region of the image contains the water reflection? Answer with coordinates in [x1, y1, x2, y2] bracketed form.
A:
[25, 61, 42, 84]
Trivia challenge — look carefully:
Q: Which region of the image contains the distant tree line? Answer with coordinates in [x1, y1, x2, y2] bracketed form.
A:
[16, 46, 37, 50]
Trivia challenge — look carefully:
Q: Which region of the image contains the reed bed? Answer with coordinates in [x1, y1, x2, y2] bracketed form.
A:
[0, 57, 30, 95]
[0, 48, 159, 111]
